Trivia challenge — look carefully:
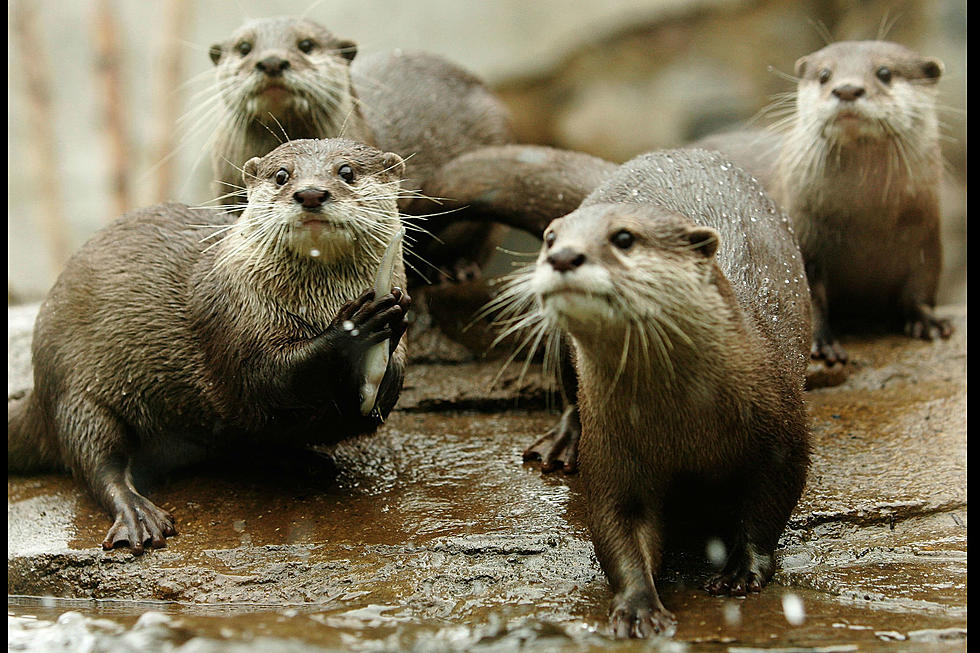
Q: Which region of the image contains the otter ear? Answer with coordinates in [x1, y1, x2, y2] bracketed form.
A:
[337, 39, 358, 62]
[686, 226, 719, 259]
[381, 152, 405, 181]
[209, 43, 223, 65]
[794, 55, 809, 79]
[242, 157, 262, 185]
[920, 57, 944, 82]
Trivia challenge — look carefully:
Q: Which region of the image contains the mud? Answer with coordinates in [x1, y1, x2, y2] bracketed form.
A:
[7, 305, 967, 652]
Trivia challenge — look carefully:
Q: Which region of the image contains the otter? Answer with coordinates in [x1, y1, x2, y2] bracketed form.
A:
[694, 40, 951, 363]
[492, 148, 811, 637]
[207, 15, 513, 279]
[7, 138, 411, 553]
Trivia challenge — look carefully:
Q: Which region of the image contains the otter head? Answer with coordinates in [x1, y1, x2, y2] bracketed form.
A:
[237, 138, 405, 264]
[210, 16, 358, 129]
[532, 203, 722, 356]
[793, 40, 943, 144]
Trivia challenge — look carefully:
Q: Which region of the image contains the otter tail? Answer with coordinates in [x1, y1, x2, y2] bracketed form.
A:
[8, 391, 60, 473]
[414, 145, 619, 237]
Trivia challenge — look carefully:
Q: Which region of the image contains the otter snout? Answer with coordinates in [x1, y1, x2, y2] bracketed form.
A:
[256, 56, 290, 77]
[294, 188, 331, 209]
[547, 247, 586, 273]
[832, 84, 865, 102]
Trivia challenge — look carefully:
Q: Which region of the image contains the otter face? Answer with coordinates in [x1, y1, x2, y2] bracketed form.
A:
[210, 17, 358, 124]
[532, 204, 720, 343]
[238, 139, 404, 262]
[793, 41, 942, 144]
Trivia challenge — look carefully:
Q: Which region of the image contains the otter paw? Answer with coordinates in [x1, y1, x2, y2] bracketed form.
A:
[810, 336, 848, 366]
[704, 569, 766, 596]
[522, 407, 580, 474]
[103, 496, 177, 555]
[609, 595, 676, 638]
[388, 287, 412, 352]
[334, 288, 406, 350]
[905, 315, 952, 341]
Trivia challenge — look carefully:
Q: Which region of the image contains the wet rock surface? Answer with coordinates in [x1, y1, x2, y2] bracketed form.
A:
[7, 305, 967, 652]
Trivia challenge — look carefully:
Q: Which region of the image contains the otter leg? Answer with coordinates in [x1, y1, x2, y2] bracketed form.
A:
[899, 219, 951, 340]
[523, 404, 581, 473]
[590, 496, 676, 638]
[524, 340, 581, 473]
[704, 436, 807, 596]
[807, 264, 848, 364]
[57, 398, 176, 554]
[900, 259, 952, 340]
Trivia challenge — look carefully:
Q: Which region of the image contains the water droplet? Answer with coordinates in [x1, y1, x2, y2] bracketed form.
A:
[342, 320, 355, 331]
[782, 593, 806, 625]
[310, 249, 321, 257]
[723, 601, 742, 626]
[706, 538, 727, 568]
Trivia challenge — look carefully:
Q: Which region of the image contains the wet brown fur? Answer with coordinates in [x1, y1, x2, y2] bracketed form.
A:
[208, 16, 513, 278]
[8, 139, 411, 553]
[500, 148, 811, 637]
[695, 41, 949, 361]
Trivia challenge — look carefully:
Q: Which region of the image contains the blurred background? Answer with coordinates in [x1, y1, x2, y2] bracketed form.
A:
[7, 0, 966, 306]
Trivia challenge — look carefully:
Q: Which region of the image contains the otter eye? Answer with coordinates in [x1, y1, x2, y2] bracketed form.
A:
[817, 68, 832, 84]
[610, 229, 634, 250]
[297, 39, 315, 54]
[237, 41, 252, 56]
[338, 164, 355, 184]
[544, 231, 556, 248]
[274, 169, 289, 186]
[876, 66, 892, 84]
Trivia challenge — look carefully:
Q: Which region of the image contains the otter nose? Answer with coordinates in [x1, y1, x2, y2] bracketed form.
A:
[293, 188, 330, 209]
[256, 56, 290, 77]
[547, 247, 586, 273]
[832, 84, 865, 102]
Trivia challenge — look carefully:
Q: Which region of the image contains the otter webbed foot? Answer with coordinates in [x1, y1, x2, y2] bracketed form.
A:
[523, 404, 580, 473]
[333, 287, 408, 352]
[904, 307, 952, 341]
[704, 543, 775, 597]
[810, 328, 848, 366]
[103, 492, 177, 554]
[609, 591, 676, 638]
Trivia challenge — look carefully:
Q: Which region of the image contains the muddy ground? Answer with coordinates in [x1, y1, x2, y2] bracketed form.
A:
[7, 304, 967, 652]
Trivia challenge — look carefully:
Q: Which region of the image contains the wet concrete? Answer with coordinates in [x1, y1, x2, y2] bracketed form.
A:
[7, 305, 967, 652]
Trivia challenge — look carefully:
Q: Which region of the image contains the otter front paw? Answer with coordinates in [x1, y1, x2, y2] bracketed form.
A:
[905, 314, 952, 341]
[103, 494, 177, 554]
[704, 545, 774, 597]
[810, 331, 848, 366]
[330, 288, 407, 357]
[523, 405, 580, 474]
[609, 592, 676, 639]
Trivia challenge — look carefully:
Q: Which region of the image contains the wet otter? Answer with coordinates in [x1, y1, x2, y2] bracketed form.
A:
[695, 41, 951, 363]
[207, 15, 513, 279]
[494, 148, 811, 637]
[7, 138, 411, 553]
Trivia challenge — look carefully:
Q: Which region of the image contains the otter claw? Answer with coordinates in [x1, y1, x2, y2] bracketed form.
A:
[609, 599, 676, 638]
[103, 497, 176, 554]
